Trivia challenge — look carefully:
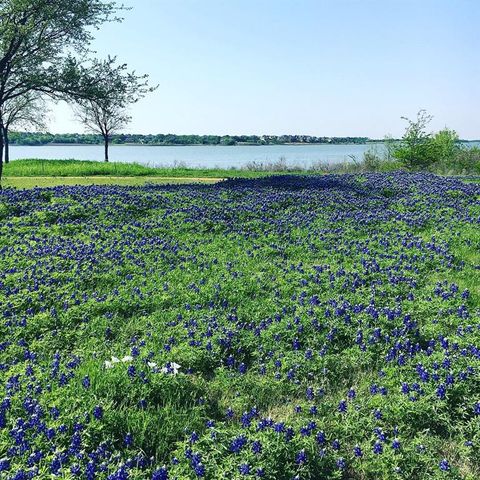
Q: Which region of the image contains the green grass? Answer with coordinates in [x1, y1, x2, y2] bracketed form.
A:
[3, 159, 286, 178]
[1, 158, 302, 188]
[3, 160, 479, 190]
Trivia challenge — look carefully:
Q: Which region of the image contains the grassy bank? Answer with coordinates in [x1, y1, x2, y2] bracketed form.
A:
[3, 159, 283, 178]
[3, 157, 480, 190]
[1, 158, 410, 179]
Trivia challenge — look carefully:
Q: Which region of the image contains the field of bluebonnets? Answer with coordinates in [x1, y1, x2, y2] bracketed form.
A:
[0, 172, 479, 480]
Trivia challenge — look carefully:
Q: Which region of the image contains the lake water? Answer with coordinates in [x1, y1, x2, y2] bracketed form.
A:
[9, 142, 479, 169]
[9, 144, 385, 169]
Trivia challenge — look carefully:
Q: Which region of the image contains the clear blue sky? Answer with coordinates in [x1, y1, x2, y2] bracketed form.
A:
[50, 0, 480, 138]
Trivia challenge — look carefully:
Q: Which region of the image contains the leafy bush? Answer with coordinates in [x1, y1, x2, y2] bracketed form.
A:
[393, 110, 437, 169]
[432, 128, 461, 163]
[431, 146, 480, 175]
[390, 110, 478, 176]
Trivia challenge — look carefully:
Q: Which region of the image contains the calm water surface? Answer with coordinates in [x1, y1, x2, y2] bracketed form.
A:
[9, 142, 479, 169]
[9, 144, 384, 169]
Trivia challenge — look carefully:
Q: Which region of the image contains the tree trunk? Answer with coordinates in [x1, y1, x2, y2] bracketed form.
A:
[0, 134, 4, 188]
[3, 126, 9, 164]
[104, 134, 109, 162]
[0, 112, 4, 180]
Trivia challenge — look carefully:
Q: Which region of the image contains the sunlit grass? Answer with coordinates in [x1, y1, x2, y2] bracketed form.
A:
[4, 159, 279, 178]
[2, 175, 222, 188]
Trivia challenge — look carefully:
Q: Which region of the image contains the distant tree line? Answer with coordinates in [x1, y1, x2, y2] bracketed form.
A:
[9, 132, 370, 146]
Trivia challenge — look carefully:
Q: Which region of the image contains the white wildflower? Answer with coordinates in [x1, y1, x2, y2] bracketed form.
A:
[161, 362, 181, 375]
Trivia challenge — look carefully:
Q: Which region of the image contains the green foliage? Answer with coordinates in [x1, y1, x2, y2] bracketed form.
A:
[432, 128, 460, 163]
[393, 110, 437, 169]
[71, 57, 157, 160]
[452, 146, 480, 175]
[9, 131, 371, 146]
[389, 112, 477, 174]
[0, 0, 124, 103]
[220, 136, 236, 146]
[430, 145, 480, 176]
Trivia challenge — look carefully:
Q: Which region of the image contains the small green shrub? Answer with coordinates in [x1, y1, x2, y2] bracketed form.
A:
[393, 110, 437, 170]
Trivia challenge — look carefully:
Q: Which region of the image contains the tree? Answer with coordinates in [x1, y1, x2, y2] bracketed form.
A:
[72, 58, 157, 161]
[431, 128, 459, 164]
[393, 110, 436, 170]
[220, 136, 236, 146]
[0, 92, 49, 163]
[0, 0, 124, 180]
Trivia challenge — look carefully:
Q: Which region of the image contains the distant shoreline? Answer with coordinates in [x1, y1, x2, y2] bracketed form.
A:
[12, 142, 379, 147]
[10, 139, 479, 149]
[10, 140, 479, 147]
